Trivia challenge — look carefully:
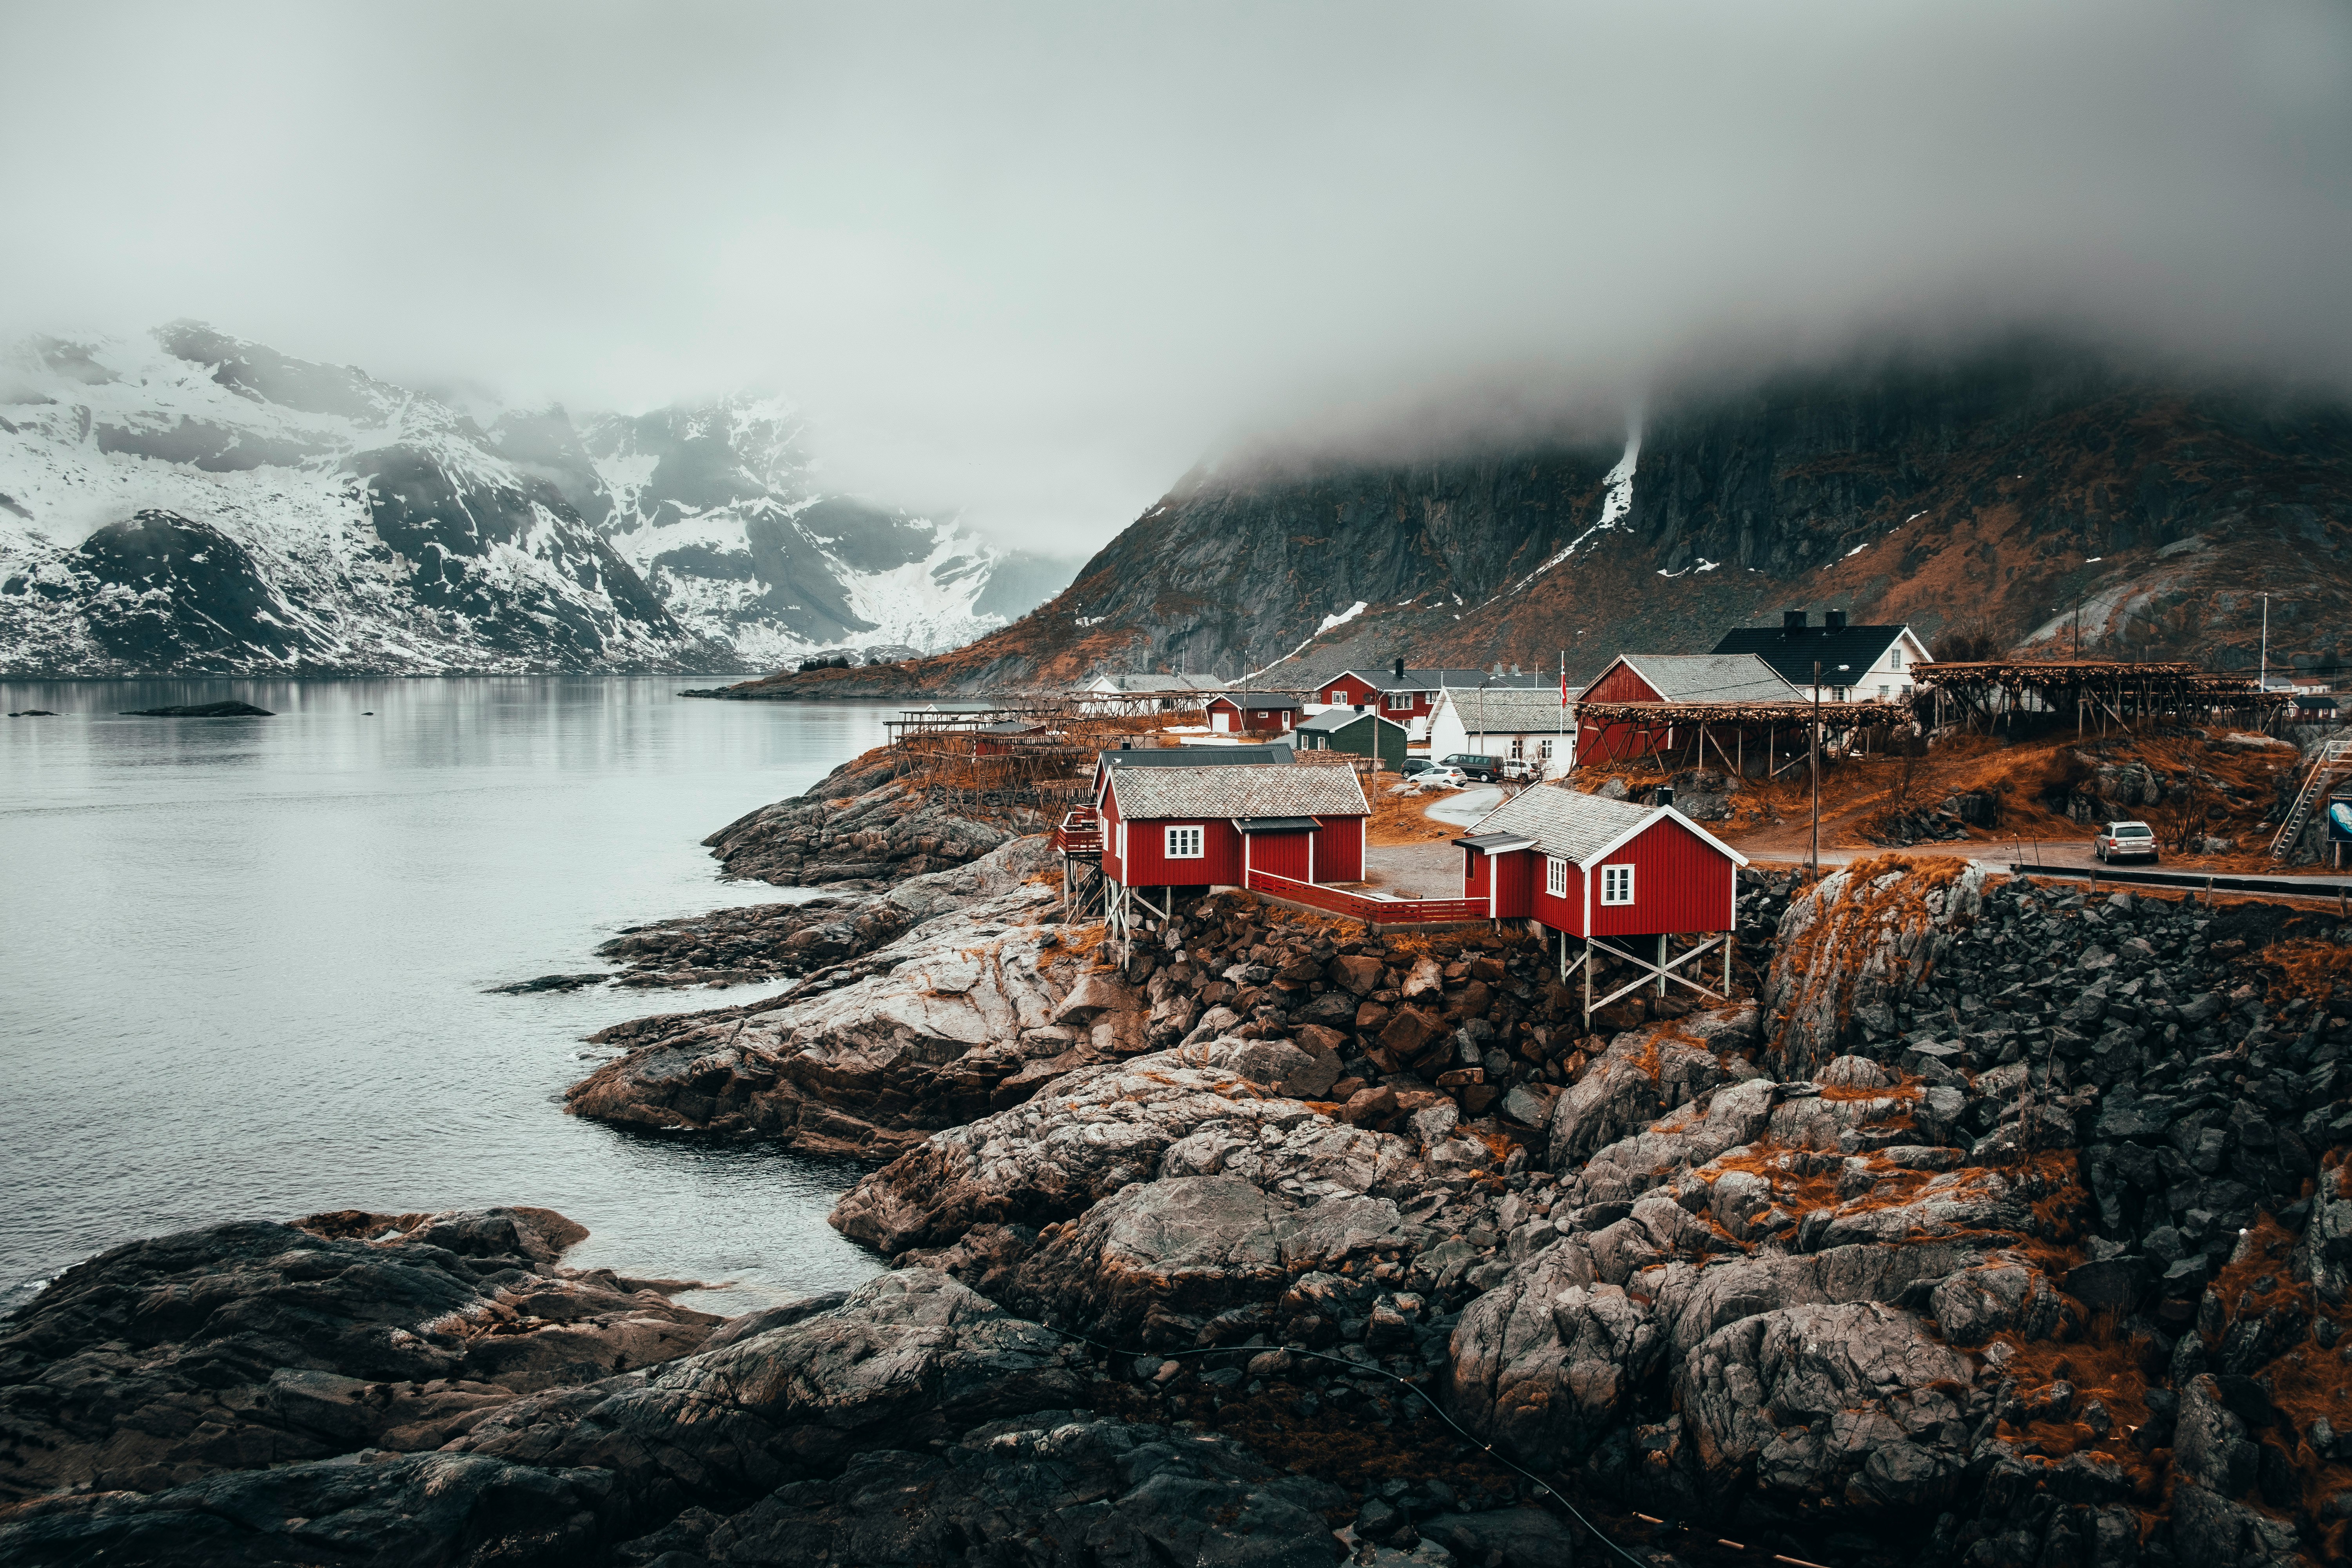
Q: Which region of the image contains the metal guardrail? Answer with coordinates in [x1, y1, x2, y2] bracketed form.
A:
[1245, 868, 1488, 925]
[2007, 862, 2350, 900]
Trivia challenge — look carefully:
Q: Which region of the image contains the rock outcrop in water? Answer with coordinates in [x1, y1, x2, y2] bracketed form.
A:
[0, 1206, 718, 1505]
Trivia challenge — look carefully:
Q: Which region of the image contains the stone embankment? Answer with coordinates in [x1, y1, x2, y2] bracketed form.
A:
[13, 826, 2352, 1566]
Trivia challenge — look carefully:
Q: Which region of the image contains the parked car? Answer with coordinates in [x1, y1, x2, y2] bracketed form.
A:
[1398, 757, 1434, 777]
[1419, 766, 1470, 789]
[1435, 753, 1502, 783]
[1501, 759, 1539, 781]
[2094, 821, 2160, 863]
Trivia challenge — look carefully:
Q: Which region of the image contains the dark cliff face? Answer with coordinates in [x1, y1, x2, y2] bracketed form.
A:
[931, 346, 2352, 691]
[74, 512, 330, 669]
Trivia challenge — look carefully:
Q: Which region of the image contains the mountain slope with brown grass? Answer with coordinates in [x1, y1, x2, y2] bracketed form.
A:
[708, 343, 2352, 699]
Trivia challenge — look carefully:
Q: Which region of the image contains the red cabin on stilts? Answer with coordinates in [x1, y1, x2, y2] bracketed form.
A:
[1455, 784, 1748, 1022]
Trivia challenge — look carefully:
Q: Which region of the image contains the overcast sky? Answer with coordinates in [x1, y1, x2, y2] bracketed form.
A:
[4, 2, 2348, 549]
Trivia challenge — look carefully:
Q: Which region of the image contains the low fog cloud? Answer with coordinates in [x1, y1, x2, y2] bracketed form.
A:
[2, 1, 2347, 546]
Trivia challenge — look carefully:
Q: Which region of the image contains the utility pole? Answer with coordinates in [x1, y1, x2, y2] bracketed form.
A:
[1810, 660, 1822, 875]
[2259, 592, 2271, 696]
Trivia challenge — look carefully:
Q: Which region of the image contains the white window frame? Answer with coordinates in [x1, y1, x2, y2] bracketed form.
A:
[1116, 820, 1128, 860]
[1600, 863, 1635, 905]
[1164, 825, 1205, 860]
[1386, 691, 1412, 711]
[1545, 856, 1567, 898]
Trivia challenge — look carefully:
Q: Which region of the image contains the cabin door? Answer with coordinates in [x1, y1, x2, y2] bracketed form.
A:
[1211, 711, 1231, 732]
[1252, 831, 1311, 882]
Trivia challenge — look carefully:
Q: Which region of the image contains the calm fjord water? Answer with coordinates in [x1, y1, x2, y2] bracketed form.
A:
[0, 679, 898, 1313]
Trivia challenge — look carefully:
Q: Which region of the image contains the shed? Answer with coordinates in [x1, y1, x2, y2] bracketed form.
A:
[1296, 707, 1409, 769]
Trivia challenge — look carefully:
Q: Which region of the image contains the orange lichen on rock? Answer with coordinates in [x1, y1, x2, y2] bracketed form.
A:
[2250, 937, 2352, 1007]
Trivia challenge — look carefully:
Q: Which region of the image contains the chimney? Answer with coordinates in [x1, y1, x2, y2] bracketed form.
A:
[1392, 656, 1405, 681]
[1782, 610, 1808, 630]
[1653, 786, 1675, 808]
[1824, 609, 1848, 631]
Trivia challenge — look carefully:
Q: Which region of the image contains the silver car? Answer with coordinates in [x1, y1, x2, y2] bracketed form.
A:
[2094, 820, 2159, 864]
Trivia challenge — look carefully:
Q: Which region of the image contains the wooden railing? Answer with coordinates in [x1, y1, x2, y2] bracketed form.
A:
[1245, 869, 1487, 925]
[1054, 808, 1103, 857]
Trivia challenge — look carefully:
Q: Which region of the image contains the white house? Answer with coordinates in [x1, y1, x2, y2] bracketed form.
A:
[1710, 611, 1933, 703]
[1427, 685, 1581, 777]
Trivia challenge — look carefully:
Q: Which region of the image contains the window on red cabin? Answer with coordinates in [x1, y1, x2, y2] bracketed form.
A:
[1600, 864, 1634, 904]
[1386, 693, 1411, 710]
[1165, 826, 1204, 859]
[1546, 856, 1567, 897]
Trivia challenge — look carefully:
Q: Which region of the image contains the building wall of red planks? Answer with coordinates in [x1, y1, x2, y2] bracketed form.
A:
[1589, 816, 1735, 936]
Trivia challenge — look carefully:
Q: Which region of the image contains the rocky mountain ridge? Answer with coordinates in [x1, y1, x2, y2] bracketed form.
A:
[0, 325, 1072, 674]
[736, 344, 2352, 700]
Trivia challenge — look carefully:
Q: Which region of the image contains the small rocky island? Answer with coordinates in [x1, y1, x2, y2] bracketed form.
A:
[9, 753, 2351, 1567]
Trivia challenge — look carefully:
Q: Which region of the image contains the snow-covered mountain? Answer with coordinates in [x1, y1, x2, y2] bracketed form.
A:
[486, 399, 1060, 668]
[0, 324, 1071, 675]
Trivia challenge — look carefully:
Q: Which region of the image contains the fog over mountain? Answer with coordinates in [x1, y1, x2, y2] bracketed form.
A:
[2, 2, 2347, 555]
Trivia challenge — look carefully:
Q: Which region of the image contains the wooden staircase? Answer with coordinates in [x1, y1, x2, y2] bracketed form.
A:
[2270, 739, 2352, 859]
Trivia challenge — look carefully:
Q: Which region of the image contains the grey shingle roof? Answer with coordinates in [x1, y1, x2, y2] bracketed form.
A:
[1612, 653, 1799, 703]
[1100, 743, 1296, 770]
[1463, 785, 1659, 863]
[1111, 763, 1369, 820]
[1433, 686, 1581, 730]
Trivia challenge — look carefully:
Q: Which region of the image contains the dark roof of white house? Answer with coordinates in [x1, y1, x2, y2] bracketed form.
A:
[1710, 622, 1921, 687]
[1099, 743, 1296, 771]
[1110, 763, 1369, 820]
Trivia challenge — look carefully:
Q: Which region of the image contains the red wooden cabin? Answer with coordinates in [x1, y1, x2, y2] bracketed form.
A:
[1205, 693, 1303, 733]
[1575, 653, 1797, 762]
[1455, 784, 1747, 1019]
[1100, 762, 1368, 894]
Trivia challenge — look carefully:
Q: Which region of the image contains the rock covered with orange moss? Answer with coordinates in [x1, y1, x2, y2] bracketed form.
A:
[1761, 855, 1991, 1079]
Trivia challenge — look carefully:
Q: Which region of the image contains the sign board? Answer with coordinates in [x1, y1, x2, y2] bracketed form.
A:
[2328, 796, 2352, 843]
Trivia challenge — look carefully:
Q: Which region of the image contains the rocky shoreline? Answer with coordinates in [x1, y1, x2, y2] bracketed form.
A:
[11, 762, 2352, 1565]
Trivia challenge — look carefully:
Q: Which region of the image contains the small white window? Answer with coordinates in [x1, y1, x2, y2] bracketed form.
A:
[1601, 864, 1634, 905]
[1165, 825, 1204, 859]
[1545, 856, 1567, 898]
[1509, 738, 1524, 759]
[1891, 647, 1903, 670]
[1537, 739, 1553, 760]
[1878, 684, 1890, 700]
[1387, 692, 1412, 711]
[1116, 820, 1128, 859]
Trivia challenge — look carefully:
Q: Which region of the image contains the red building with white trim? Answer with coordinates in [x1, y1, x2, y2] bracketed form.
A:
[1455, 784, 1747, 1018]
[1099, 761, 1368, 893]
[1316, 661, 1543, 726]
[1205, 693, 1303, 733]
[1575, 653, 1797, 761]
